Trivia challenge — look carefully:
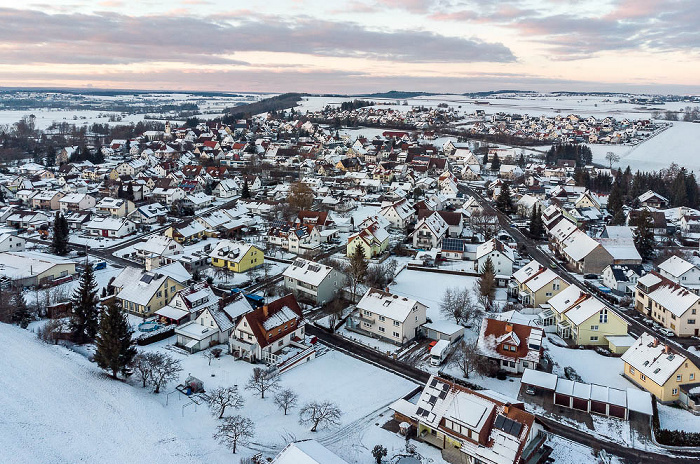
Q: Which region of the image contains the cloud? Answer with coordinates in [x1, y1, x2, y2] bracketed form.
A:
[0, 7, 515, 65]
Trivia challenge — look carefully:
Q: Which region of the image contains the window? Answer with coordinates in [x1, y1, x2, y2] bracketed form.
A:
[693, 309, 697, 315]
[689, 319, 696, 325]
[599, 308, 608, 324]
[553, 282, 560, 290]
[393, 331, 400, 338]
[672, 388, 679, 396]
[523, 362, 529, 368]
[364, 310, 372, 317]
[278, 340, 283, 347]
[591, 325, 599, 331]
[629, 367, 635, 374]
[640, 374, 646, 381]
[171, 286, 176, 292]
[590, 336, 598, 341]
[378, 327, 385, 333]
[379, 316, 385, 322]
[363, 322, 371, 328]
[394, 321, 400, 326]
[157, 291, 162, 298]
[677, 375, 682, 382]
[545, 292, 553, 297]
[691, 373, 695, 381]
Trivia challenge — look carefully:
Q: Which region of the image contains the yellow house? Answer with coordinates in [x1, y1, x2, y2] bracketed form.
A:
[209, 240, 263, 273]
[164, 221, 208, 244]
[347, 221, 389, 260]
[544, 286, 628, 347]
[510, 260, 568, 307]
[622, 333, 700, 403]
[116, 274, 185, 317]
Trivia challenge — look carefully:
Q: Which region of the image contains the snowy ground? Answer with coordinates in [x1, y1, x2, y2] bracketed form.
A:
[0, 323, 419, 463]
[658, 403, 700, 433]
[547, 435, 624, 464]
[23, 264, 122, 307]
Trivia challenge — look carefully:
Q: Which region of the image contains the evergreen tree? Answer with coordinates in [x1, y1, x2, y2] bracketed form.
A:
[687, 173, 699, 209]
[117, 183, 126, 199]
[607, 180, 624, 217]
[241, 178, 251, 199]
[46, 147, 57, 167]
[126, 183, 135, 201]
[482, 152, 488, 166]
[51, 212, 69, 256]
[478, 257, 496, 309]
[610, 208, 626, 226]
[10, 286, 31, 328]
[529, 205, 542, 238]
[633, 210, 656, 260]
[69, 263, 100, 344]
[491, 153, 501, 171]
[93, 303, 136, 379]
[517, 153, 526, 167]
[495, 183, 513, 214]
[671, 171, 688, 207]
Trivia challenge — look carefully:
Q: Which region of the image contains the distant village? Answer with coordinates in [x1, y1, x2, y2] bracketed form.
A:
[1, 101, 700, 464]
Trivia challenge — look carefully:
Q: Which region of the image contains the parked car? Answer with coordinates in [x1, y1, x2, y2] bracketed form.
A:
[583, 273, 599, 280]
[525, 385, 537, 395]
[658, 328, 675, 337]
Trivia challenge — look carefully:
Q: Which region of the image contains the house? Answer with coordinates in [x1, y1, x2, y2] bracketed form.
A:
[133, 235, 183, 264]
[477, 318, 543, 374]
[560, 229, 614, 274]
[282, 257, 345, 305]
[209, 240, 263, 273]
[347, 288, 427, 345]
[638, 190, 669, 209]
[296, 210, 333, 230]
[164, 221, 208, 243]
[379, 198, 415, 229]
[475, 238, 514, 278]
[417, 210, 463, 238]
[58, 193, 96, 212]
[0, 251, 76, 287]
[212, 178, 240, 198]
[0, 233, 25, 252]
[622, 332, 700, 403]
[411, 211, 449, 249]
[658, 255, 700, 293]
[510, 260, 568, 307]
[175, 306, 235, 353]
[421, 320, 465, 344]
[84, 216, 136, 238]
[347, 220, 389, 259]
[96, 197, 135, 217]
[167, 282, 219, 316]
[31, 190, 64, 211]
[129, 203, 168, 224]
[634, 271, 700, 337]
[116, 269, 186, 316]
[602, 264, 645, 295]
[5, 210, 50, 230]
[272, 440, 348, 464]
[151, 187, 186, 205]
[390, 375, 544, 464]
[543, 286, 628, 348]
[229, 294, 306, 363]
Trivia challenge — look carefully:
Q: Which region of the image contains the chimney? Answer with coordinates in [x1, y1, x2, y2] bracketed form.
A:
[664, 345, 671, 354]
[505, 323, 513, 333]
[262, 304, 269, 318]
[503, 405, 510, 414]
[652, 338, 659, 347]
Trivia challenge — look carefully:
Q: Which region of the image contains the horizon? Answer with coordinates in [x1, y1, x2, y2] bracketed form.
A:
[2, 1, 700, 94]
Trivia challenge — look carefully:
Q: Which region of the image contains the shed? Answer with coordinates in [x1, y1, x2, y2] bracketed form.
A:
[605, 335, 636, 355]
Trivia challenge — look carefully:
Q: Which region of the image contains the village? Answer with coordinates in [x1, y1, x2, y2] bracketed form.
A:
[2, 95, 700, 464]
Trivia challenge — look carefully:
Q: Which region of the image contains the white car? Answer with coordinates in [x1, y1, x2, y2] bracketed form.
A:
[658, 328, 675, 338]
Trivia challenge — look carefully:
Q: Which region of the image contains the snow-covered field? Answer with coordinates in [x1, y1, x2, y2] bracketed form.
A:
[658, 403, 700, 433]
[0, 323, 418, 463]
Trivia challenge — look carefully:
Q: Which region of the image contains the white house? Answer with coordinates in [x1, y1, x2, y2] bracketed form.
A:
[58, 193, 96, 212]
[378, 198, 415, 229]
[411, 211, 449, 249]
[658, 255, 700, 293]
[0, 233, 25, 252]
[475, 238, 515, 277]
[602, 264, 645, 295]
[175, 307, 235, 353]
[347, 288, 427, 345]
[84, 216, 136, 238]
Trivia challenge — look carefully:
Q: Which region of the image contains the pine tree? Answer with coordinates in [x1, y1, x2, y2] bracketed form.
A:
[529, 205, 543, 238]
[496, 183, 513, 214]
[93, 303, 136, 379]
[52, 212, 69, 256]
[607, 180, 624, 217]
[241, 178, 251, 199]
[633, 210, 656, 260]
[491, 153, 501, 171]
[478, 256, 496, 309]
[69, 263, 100, 344]
[126, 183, 135, 201]
[10, 286, 31, 328]
[117, 183, 126, 199]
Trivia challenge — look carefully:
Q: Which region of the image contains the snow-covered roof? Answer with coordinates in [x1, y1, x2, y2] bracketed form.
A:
[134, 235, 181, 256]
[155, 305, 189, 321]
[422, 320, 465, 337]
[117, 272, 169, 306]
[512, 260, 562, 292]
[597, 238, 641, 262]
[357, 288, 425, 323]
[209, 240, 259, 263]
[658, 255, 697, 278]
[283, 258, 337, 287]
[272, 440, 349, 464]
[562, 230, 600, 262]
[262, 305, 298, 330]
[476, 238, 515, 262]
[622, 333, 690, 386]
[0, 251, 75, 280]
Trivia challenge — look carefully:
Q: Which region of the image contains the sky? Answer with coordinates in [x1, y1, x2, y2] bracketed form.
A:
[1, 0, 699, 94]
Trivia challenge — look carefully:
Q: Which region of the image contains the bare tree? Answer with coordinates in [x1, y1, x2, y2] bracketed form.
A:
[131, 352, 151, 388]
[213, 415, 255, 454]
[605, 151, 620, 168]
[299, 400, 342, 432]
[325, 299, 345, 333]
[36, 319, 66, 344]
[439, 287, 476, 325]
[470, 209, 499, 240]
[451, 339, 490, 379]
[148, 352, 183, 393]
[208, 386, 245, 419]
[345, 244, 368, 302]
[245, 367, 280, 399]
[273, 388, 299, 415]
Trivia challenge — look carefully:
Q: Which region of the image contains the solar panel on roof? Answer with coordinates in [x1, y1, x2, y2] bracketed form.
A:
[140, 274, 154, 284]
[494, 415, 523, 437]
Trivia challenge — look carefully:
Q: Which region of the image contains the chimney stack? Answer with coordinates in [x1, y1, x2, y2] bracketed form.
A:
[262, 304, 269, 318]
[505, 323, 513, 333]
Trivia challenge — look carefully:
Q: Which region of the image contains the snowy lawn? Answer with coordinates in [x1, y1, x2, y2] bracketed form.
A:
[1, 324, 418, 463]
[23, 265, 122, 307]
[657, 403, 700, 433]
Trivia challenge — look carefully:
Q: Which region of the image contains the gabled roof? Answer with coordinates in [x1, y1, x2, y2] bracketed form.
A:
[622, 333, 690, 386]
[241, 294, 303, 349]
[356, 288, 425, 323]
